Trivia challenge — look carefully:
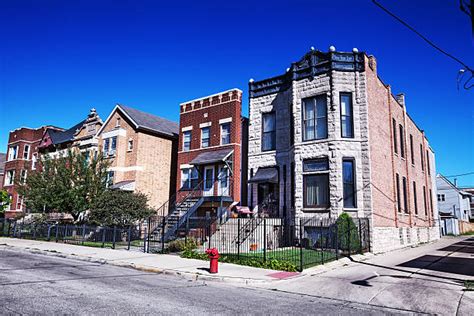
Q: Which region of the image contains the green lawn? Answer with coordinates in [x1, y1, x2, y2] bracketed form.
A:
[222, 248, 337, 269]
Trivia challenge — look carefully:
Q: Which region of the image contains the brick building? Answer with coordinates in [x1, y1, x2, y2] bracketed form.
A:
[3, 126, 62, 218]
[38, 108, 103, 157]
[248, 48, 439, 253]
[96, 104, 178, 210]
[174, 89, 248, 218]
[0, 152, 5, 190]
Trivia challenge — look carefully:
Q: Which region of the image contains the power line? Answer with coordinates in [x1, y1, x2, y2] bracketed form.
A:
[372, 0, 474, 89]
[444, 171, 474, 178]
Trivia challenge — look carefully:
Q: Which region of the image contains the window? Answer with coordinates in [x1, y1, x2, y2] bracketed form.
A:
[116, 118, 121, 127]
[111, 137, 117, 155]
[429, 189, 433, 216]
[340, 93, 354, 138]
[413, 181, 418, 215]
[201, 127, 210, 148]
[262, 112, 276, 151]
[181, 167, 199, 190]
[103, 137, 117, 157]
[402, 176, 408, 213]
[7, 145, 18, 161]
[399, 125, 405, 158]
[4, 170, 15, 186]
[87, 124, 96, 133]
[423, 186, 427, 216]
[106, 171, 114, 188]
[303, 158, 329, 208]
[392, 119, 398, 154]
[183, 131, 191, 151]
[103, 138, 110, 156]
[220, 123, 231, 145]
[303, 95, 327, 141]
[20, 169, 27, 184]
[32, 153, 38, 170]
[396, 173, 401, 212]
[410, 134, 414, 165]
[23, 145, 30, 160]
[343, 159, 356, 208]
[426, 150, 431, 175]
[420, 144, 424, 171]
[437, 194, 445, 202]
[127, 139, 133, 151]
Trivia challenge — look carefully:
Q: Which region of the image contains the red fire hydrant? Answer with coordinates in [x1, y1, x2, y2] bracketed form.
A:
[206, 248, 219, 274]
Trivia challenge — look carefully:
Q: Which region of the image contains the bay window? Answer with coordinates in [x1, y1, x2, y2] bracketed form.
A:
[340, 93, 354, 138]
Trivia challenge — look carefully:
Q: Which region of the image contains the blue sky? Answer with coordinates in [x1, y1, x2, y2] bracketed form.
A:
[1, 0, 473, 185]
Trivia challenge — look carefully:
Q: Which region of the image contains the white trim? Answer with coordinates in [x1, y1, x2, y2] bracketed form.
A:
[180, 88, 243, 106]
[178, 143, 240, 154]
[180, 164, 194, 169]
[108, 166, 144, 172]
[8, 139, 43, 145]
[219, 117, 233, 124]
[101, 128, 127, 139]
[199, 122, 212, 128]
[181, 126, 193, 132]
[96, 104, 139, 136]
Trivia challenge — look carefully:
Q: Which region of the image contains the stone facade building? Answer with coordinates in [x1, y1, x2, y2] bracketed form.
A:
[96, 104, 179, 210]
[247, 48, 439, 253]
[176, 89, 248, 217]
[3, 125, 62, 218]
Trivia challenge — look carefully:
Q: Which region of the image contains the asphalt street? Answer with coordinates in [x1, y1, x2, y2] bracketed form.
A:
[0, 248, 409, 315]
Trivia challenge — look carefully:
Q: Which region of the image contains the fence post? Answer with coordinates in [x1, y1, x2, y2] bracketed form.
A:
[263, 217, 267, 263]
[335, 222, 339, 260]
[320, 220, 324, 264]
[143, 227, 147, 253]
[112, 226, 117, 249]
[367, 219, 371, 253]
[299, 218, 304, 272]
[127, 225, 132, 250]
[347, 217, 351, 255]
[208, 216, 212, 249]
[82, 224, 86, 245]
[161, 216, 166, 253]
[358, 218, 363, 254]
[101, 228, 106, 248]
[33, 224, 37, 240]
[237, 217, 241, 260]
[55, 224, 59, 242]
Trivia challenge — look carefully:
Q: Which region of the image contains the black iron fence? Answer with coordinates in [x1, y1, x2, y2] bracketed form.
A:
[0, 215, 370, 271]
[0, 218, 145, 251]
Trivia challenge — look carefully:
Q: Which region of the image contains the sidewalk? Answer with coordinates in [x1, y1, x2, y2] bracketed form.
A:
[0, 237, 309, 285]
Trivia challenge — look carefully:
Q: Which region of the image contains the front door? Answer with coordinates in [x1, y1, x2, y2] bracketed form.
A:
[203, 166, 215, 196]
[218, 165, 229, 196]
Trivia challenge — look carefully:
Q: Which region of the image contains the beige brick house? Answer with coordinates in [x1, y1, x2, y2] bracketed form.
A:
[96, 104, 179, 210]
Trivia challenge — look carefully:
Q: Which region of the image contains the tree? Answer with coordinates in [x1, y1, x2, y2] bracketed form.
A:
[0, 190, 11, 217]
[88, 190, 155, 226]
[17, 150, 110, 221]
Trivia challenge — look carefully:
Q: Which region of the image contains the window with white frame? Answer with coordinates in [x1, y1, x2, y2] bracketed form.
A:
[106, 171, 115, 188]
[127, 138, 134, 151]
[183, 131, 191, 151]
[32, 153, 38, 170]
[181, 167, 199, 190]
[303, 158, 329, 208]
[103, 137, 117, 157]
[340, 93, 354, 138]
[20, 169, 27, 184]
[220, 123, 231, 145]
[201, 127, 210, 148]
[7, 145, 18, 161]
[23, 145, 30, 160]
[4, 170, 15, 186]
[303, 95, 327, 141]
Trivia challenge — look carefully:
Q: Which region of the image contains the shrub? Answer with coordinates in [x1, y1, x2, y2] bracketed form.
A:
[336, 213, 361, 253]
[168, 238, 198, 252]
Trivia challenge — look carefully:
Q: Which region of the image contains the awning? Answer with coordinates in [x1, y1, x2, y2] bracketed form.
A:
[190, 148, 233, 165]
[109, 180, 136, 191]
[248, 167, 278, 184]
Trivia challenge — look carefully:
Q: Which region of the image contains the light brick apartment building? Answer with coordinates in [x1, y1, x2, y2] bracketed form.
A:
[247, 47, 439, 253]
[3, 125, 62, 218]
[175, 89, 248, 217]
[96, 104, 179, 209]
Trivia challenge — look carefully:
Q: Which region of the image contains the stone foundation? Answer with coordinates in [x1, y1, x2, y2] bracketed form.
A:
[372, 226, 441, 254]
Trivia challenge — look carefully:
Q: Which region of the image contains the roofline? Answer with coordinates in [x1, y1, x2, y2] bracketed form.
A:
[179, 88, 243, 106]
[9, 125, 62, 133]
[437, 173, 466, 194]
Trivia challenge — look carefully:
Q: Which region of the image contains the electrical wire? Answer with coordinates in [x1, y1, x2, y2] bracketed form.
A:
[372, 0, 473, 75]
[444, 171, 474, 178]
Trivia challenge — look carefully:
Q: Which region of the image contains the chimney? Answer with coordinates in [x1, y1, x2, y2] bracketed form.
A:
[368, 55, 377, 73]
[454, 178, 457, 187]
[395, 93, 405, 107]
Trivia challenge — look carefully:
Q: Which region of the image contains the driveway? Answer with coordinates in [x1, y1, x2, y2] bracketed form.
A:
[253, 236, 474, 315]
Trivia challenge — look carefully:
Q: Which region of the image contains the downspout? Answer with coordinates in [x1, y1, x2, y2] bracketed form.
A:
[387, 85, 399, 228]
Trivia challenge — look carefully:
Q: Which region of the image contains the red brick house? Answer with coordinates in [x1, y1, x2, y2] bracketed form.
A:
[174, 88, 248, 218]
[3, 126, 62, 218]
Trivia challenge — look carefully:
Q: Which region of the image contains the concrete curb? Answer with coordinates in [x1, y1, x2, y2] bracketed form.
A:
[1, 243, 302, 285]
